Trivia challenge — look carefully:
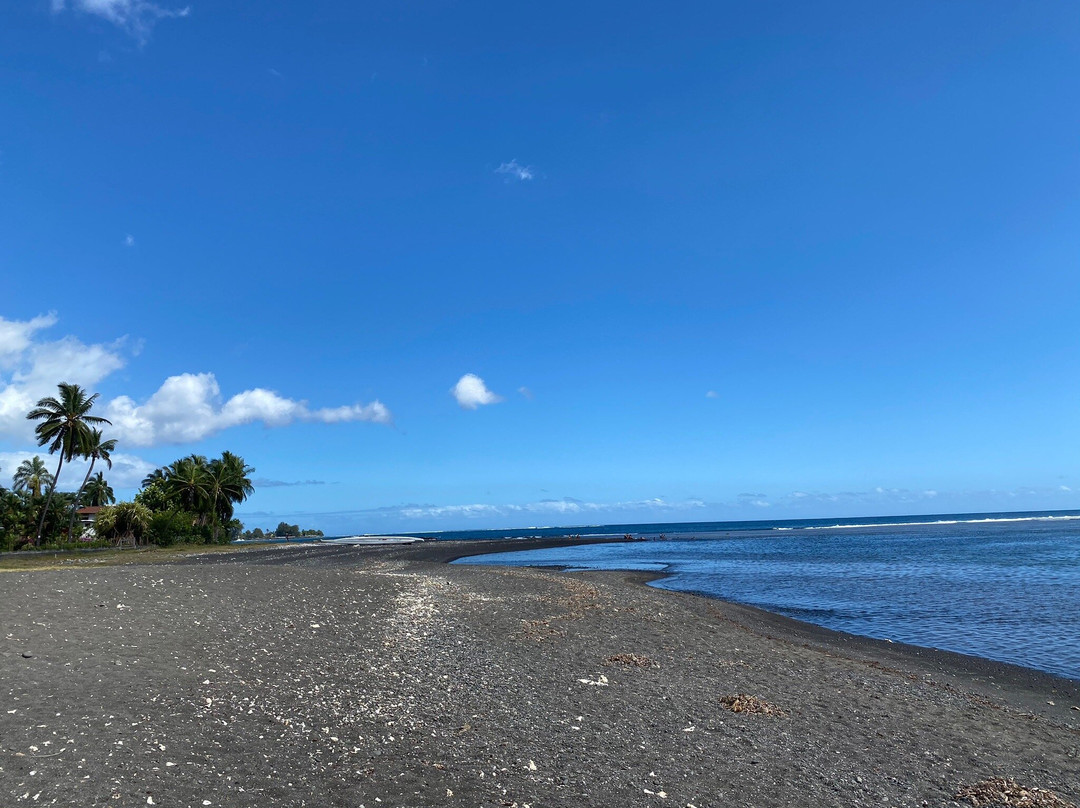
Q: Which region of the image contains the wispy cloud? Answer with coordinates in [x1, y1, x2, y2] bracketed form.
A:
[736, 492, 771, 507]
[124, 234, 135, 247]
[495, 159, 535, 182]
[390, 496, 707, 520]
[252, 478, 330, 488]
[451, 373, 503, 410]
[239, 496, 709, 529]
[52, 0, 190, 43]
[517, 386, 534, 400]
[784, 487, 942, 507]
[705, 390, 718, 399]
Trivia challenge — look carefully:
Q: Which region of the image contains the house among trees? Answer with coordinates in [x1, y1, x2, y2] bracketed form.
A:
[75, 506, 103, 535]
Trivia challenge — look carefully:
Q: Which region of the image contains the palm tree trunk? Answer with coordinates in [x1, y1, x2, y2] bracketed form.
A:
[212, 493, 221, 542]
[66, 458, 97, 542]
[35, 455, 65, 546]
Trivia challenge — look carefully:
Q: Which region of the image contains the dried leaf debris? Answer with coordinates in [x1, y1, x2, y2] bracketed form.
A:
[719, 694, 787, 717]
[604, 653, 654, 668]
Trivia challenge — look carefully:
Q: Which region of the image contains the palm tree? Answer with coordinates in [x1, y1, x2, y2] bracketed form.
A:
[67, 429, 118, 540]
[83, 473, 115, 507]
[205, 451, 255, 541]
[141, 467, 165, 489]
[12, 456, 54, 499]
[26, 383, 111, 545]
[162, 455, 211, 516]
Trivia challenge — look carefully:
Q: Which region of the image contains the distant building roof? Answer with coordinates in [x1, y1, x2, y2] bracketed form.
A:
[76, 506, 104, 515]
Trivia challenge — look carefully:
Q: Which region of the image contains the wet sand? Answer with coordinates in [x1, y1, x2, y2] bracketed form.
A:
[1, 539, 1077, 807]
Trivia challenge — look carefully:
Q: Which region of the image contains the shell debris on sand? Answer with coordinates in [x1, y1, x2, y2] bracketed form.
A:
[2, 542, 1079, 808]
[955, 777, 1076, 808]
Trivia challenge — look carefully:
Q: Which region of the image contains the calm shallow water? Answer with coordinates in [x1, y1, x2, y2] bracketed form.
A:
[457, 516, 1080, 680]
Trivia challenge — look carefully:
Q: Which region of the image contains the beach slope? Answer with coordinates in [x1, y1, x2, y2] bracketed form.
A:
[1, 540, 1077, 807]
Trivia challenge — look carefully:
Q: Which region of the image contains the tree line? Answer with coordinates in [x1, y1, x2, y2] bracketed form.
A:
[0, 382, 256, 551]
[240, 523, 324, 539]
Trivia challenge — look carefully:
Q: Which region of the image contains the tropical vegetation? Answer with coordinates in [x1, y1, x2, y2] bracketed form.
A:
[83, 473, 115, 507]
[131, 452, 256, 546]
[26, 382, 111, 545]
[13, 456, 53, 498]
[66, 428, 117, 543]
[1, 381, 259, 551]
[240, 522, 324, 539]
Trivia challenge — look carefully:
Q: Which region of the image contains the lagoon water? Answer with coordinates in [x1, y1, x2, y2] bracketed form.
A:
[451, 511, 1080, 681]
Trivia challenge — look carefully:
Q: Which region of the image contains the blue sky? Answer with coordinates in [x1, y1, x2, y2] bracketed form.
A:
[1, 1, 1078, 533]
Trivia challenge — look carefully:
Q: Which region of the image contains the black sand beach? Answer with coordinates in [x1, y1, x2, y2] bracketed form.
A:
[2, 539, 1077, 807]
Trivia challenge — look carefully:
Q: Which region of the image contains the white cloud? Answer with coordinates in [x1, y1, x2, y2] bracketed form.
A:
[495, 159, 535, 182]
[52, 0, 190, 43]
[124, 234, 135, 247]
[705, 390, 718, 398]
[106, 372, 393, 447]
[0, 313, 392, 450]
[0, 451, 44, 486]
[451, 373, 503, 410]
[103, 452, 158, 487]
[1, 449, 154, 490]
[0, 314, 125, 443]
[517, 386, 534, 400]
[0, 313, 57, 370]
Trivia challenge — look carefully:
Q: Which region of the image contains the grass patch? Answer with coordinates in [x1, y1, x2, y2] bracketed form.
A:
[0, 542, 272, 572]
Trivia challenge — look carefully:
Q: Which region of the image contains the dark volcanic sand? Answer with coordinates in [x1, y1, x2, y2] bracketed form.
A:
[1, 539, 1078, 808]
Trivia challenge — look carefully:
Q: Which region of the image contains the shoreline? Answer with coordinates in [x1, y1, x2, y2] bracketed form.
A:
[188, 535, 1080, 704]
[3, 538, 1077, 807]
[411, 537, 1080, 717]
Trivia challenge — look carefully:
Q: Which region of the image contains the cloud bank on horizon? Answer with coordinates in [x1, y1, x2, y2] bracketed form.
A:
[236, 484, 1080, 535]
[0, 313, 391, 449]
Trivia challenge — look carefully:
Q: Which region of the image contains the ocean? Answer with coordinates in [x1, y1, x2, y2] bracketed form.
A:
[447, 510, 1080, 681]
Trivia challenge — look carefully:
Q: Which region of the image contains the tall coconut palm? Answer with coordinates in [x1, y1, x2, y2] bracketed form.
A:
[141, 467, 165, 489]
[205, 452, 255, 541]
[162, 455, 211, 516]
[26, 382, 111, 545]
[12, 456, 54, 499]
[83, 472, 115, 507]
[67, 429, 118, 540]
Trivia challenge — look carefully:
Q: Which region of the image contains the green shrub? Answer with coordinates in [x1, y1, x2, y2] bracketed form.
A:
[94, 502, 152, 545]
[146, 509, 202, 547]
